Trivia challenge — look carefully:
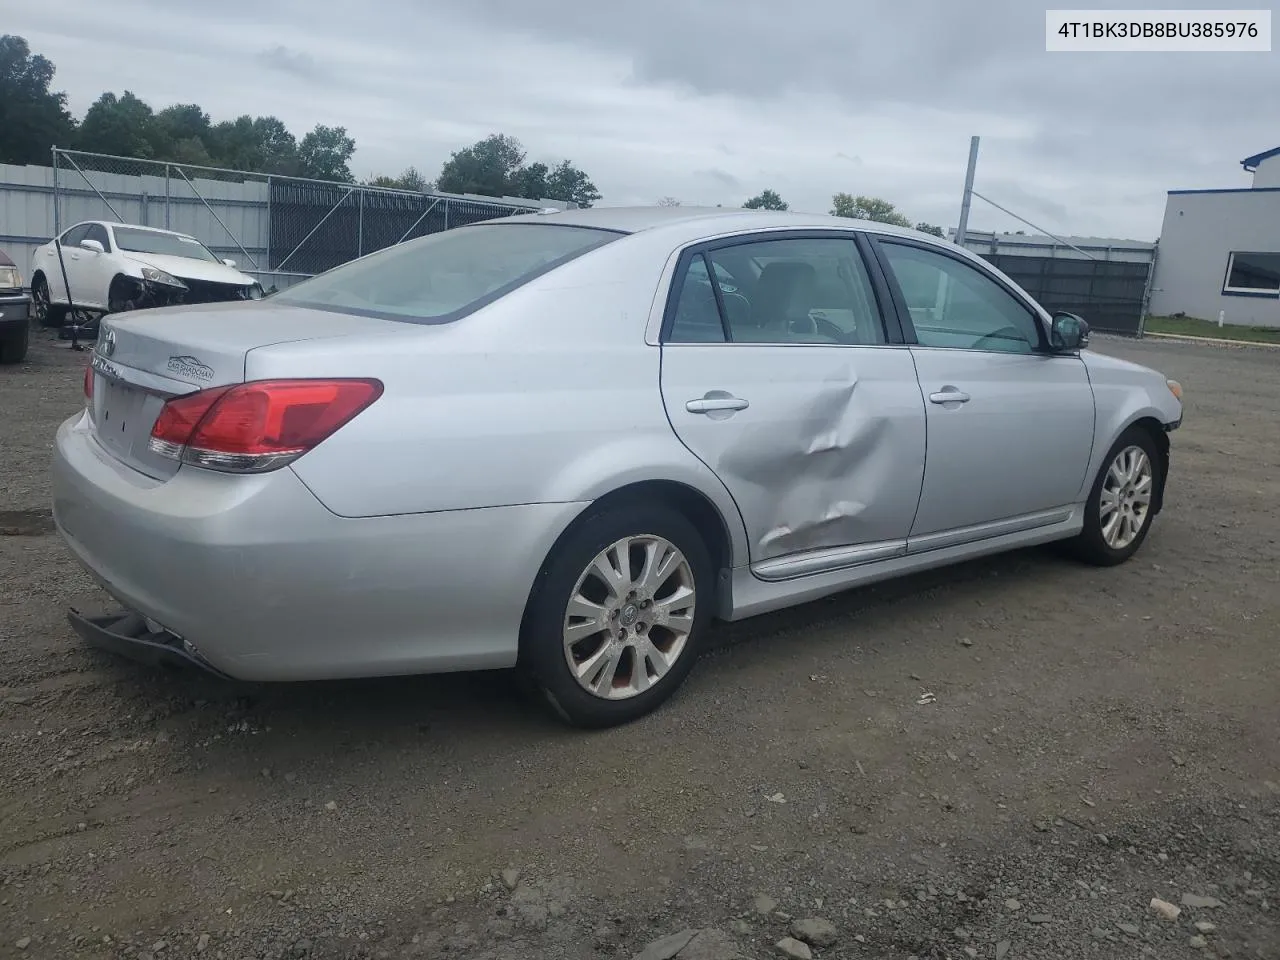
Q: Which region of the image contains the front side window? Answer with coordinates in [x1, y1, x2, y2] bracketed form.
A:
[59, 224, 90, 248]
[275, 223, 619, 324]
[1224, 251, 1280, 296]
[666, 236, 886, 345]
[84, 223, 112, 252]
[880, 242, 1041, 354]
[112, 228, 220, 263]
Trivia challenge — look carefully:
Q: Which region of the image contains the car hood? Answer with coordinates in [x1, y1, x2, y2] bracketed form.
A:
[1081, 348, 1165, 381]
[123, 252, 254, 286]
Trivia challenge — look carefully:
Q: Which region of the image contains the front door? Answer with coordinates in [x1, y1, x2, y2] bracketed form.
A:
[873, 238, 1096, 547]
[77, 223, 116, 310]
[658, 233, 927, 572]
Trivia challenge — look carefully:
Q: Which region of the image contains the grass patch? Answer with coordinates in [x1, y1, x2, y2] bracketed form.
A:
[1144, 315, 1280, 344]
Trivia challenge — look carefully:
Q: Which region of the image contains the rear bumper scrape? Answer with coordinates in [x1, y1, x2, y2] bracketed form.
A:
[67, 607, 233, 680]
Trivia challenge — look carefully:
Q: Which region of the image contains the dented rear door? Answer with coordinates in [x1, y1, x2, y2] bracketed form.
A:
[658, 233, 927, 567]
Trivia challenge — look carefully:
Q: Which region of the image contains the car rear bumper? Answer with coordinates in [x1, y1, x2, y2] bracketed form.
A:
[68, 608, 234, 678]
[0, 293, 30, 330]
[53, 411, 587, 681]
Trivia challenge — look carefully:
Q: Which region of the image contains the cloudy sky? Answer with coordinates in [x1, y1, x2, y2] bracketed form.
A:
[10, 0, 1276, 240]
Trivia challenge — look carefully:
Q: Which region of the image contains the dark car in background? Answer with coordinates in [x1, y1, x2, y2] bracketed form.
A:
[0, 249, 30, 364]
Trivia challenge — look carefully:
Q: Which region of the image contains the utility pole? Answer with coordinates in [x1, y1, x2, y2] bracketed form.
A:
[955, 135, 980, 247]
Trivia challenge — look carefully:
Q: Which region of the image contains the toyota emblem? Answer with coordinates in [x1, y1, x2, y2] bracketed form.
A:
[101, 329, 116, 357]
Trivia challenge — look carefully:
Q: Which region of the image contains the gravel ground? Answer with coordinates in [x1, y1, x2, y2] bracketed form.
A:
[1, 329, 1277, 960]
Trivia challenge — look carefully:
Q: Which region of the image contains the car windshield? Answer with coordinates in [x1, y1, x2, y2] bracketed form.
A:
[113, 227, 220, 263]
[274, 222, 619, 324]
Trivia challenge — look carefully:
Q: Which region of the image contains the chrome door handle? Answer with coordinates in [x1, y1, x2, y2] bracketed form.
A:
[686, 395, 749, 414]
[929, 390, 970, 404]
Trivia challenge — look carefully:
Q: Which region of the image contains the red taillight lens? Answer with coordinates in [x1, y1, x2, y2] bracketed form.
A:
[148, 379, 383, 473]
[83, 363, 94, 403]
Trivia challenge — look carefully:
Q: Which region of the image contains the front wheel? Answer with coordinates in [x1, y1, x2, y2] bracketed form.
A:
[1068, 426, 1162, 566]
[520, 503, 713, 728]
[31, 276, 67, 328]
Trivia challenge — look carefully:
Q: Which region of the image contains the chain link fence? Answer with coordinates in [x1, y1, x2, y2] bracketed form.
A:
[50, 149, 561, 293]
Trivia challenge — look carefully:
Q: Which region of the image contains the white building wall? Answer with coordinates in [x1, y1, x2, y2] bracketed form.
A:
[1148, 188, 1280, 329]
[1250, 154, 1280, 189]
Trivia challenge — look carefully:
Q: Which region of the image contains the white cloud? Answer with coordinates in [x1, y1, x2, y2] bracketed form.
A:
[9, 0, 1275, 239]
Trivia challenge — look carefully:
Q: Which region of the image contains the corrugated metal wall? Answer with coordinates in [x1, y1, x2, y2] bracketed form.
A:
[0, 162, 271, 285]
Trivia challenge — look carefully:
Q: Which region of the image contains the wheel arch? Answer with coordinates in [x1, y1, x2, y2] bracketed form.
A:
[1122, 415, 1171, 515]
[520, 478, 739, 651]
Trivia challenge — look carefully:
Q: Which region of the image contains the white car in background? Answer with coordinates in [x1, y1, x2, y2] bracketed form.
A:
[30, 221, 264, 326]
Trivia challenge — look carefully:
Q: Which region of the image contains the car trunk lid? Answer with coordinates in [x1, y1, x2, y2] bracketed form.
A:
[88, 302, 403, 480]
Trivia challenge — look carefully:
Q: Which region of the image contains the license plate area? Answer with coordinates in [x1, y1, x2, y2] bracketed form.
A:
[95, 377, 149, 458]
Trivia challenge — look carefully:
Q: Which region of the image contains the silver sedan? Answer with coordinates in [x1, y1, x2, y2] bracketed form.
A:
[52, 207, 1184, 727]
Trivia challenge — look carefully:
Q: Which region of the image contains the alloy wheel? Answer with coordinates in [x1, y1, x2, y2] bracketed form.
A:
[32, 280, 49, 324]
[562, 535, 697, 700]
[1100, 444, 1153, 549]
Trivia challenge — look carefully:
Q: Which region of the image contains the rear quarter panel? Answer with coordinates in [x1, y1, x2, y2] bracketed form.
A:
[263, 237, 751, 564]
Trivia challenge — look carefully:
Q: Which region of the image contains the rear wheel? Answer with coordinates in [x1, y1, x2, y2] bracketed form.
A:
[520, 503, 713, 728]
[31, 275, 66, 328]
[0, 324, 28, 364]
[1068, 426, 1161, 566]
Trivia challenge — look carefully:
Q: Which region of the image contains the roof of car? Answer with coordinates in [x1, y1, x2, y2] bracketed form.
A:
[499, 205, 934, 242]
[0, 249, 14, 267]
[70, 220, 197, 240]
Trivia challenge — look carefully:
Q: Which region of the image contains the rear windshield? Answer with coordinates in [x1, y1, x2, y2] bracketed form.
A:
[274, 222, 621, 324]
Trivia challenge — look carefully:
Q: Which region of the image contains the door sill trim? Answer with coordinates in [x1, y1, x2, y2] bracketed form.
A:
[750, 539, 907, 582]
[908, 506, 1076, 554]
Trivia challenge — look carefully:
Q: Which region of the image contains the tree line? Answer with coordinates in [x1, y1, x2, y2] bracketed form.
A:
[0, 35, 603, 206]
[737, 189, 945, 236]
[3, 33, 944, 228]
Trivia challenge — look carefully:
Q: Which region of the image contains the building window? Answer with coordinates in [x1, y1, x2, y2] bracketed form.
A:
[1223, 252, 1280, 297]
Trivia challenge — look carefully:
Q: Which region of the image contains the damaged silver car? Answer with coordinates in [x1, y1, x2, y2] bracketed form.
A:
[53, 207, 1183, 728]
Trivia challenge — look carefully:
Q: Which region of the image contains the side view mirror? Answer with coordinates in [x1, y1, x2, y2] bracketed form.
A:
[80, 239, 105, 255]
[1050, 312, 1090, 351]
[222, 258, 237, 268]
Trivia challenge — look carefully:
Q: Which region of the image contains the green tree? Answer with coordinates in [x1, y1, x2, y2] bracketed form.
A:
[436, 133, 526, 197]
[743, 188, 788, 211]
[436, 134, 600, 206]
[830, 192, 912, 227]
[544, 159, 600, 208]
[0, 35, 75, 164]
[915, 222, 945, 237]
[298, 124, 355, 182]
[75, 91, 162, 158]
[368, 166, 432, 191]
[208, 115, 299, 174]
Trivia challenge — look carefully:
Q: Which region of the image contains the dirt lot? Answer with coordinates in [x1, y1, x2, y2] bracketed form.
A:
[1, 329, 1277, 960]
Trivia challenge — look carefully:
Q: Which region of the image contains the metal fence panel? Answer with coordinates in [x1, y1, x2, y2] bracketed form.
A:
[982, 253, 1152, 335]
[0, 149, 564, 295]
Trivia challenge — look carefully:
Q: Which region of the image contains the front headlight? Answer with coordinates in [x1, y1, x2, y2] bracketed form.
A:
[0, 266, 22, 289]
[140, 266, 187, 289]
[1166, 379, 1183, 401]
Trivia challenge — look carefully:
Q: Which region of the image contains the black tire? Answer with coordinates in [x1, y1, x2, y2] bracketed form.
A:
[520, 502, 714, 729]
[1068, 425, 1162, 566]
[32, 275, 67, 328]
[0, 324, 28, 364]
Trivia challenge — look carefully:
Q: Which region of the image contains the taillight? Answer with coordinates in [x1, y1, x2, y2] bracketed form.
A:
[148, 379, 383, 473]
[83, 363, 94, 405]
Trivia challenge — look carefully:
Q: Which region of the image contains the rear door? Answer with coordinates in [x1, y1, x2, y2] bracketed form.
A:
[658, 232, 927, 577]
[870, 237, 1096, 549]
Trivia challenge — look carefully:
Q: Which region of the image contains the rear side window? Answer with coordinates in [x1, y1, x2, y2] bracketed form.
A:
[276, 223, 620, 324]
